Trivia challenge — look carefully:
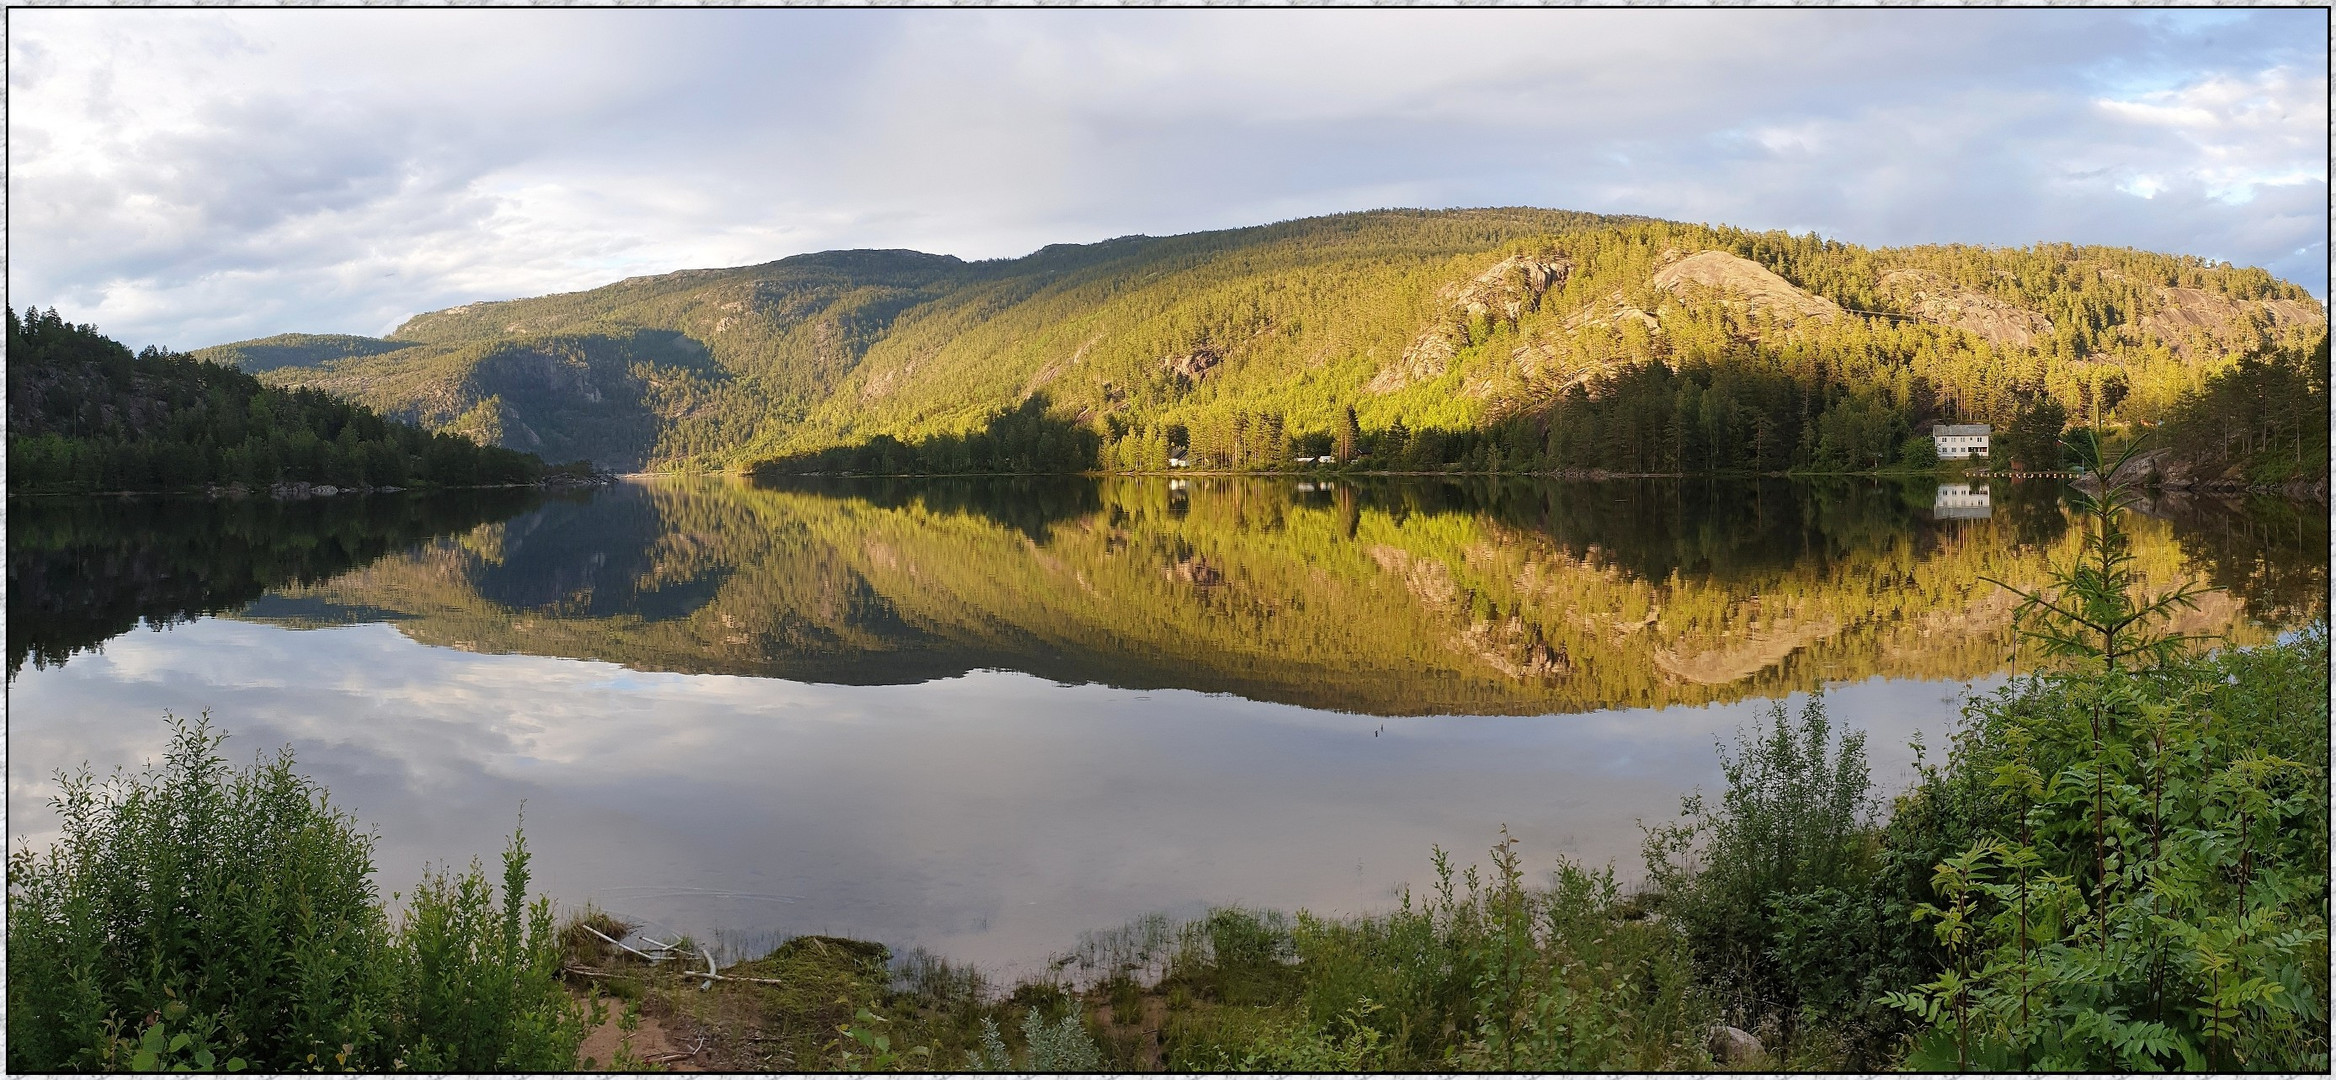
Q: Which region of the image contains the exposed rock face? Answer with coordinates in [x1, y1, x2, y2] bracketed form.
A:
[2141, 287, 2325, 359]
[1879, 269, 2056, 349]
[1448, 254, 1571, 324]
[1650, 250, 1842, 323]
[1162, 346, 1224, 383]
[1563, 293, 1661, 333]
[1367, 255, 1571, 393]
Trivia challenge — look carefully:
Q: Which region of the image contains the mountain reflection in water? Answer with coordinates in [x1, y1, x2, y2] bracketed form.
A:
[185, 474, 2319, 716]
[6, 474, 2322, 973]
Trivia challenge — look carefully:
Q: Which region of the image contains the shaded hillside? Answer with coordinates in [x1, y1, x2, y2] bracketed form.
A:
[233, 476, 2309, 716]
[8, 308, 549, 493]
[213, 209, 2325, 474]
[196, 333, 419, 373]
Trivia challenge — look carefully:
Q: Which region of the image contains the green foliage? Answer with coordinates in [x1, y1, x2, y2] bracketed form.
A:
[1877, 436, 2330, 1071]
[1985, 431, 2211, 672]
[1997, 395, 2072, 470]
[752, 394, 1103, 476]
[1643, 699, 1879, 1025]
[1896, 432, 1942, 471]
[833, 1007, 933, 1072]
[7, 713, 395, 1072]
[1018, 1005, 1105, 1071]
[1137, 833, 1710, 1071]
[2162, 332, 2330, 484]
[194, 333, 417, 374]
[101, 1004, 249, 1073]
[389, 825, 590, 1071]
[5, 715, 588, 1073]
[7, 307, 546, 494]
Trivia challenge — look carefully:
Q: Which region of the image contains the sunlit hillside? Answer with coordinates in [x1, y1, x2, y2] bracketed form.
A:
[197, 209, 2323, 473]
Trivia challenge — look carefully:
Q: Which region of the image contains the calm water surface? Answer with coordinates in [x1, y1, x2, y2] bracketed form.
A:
[8, 476, 2322, 973]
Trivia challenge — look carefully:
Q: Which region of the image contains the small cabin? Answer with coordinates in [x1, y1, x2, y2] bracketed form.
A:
[1931, 423, 1991, 460]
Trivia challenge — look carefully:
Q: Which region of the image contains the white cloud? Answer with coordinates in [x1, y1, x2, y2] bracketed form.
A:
[2095, 66, 2327, 204]
[8, 9, 2325, 350]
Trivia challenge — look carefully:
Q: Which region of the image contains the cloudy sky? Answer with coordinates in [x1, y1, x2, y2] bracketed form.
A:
[10, 8, 2327, 351]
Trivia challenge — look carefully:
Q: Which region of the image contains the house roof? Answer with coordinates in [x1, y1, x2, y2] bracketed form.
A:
[1932, 424, 1992, 436]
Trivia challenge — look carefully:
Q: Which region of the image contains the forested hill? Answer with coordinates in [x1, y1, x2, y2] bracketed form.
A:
[199, 208, 2327, 476]
[7, 308, 552, 494]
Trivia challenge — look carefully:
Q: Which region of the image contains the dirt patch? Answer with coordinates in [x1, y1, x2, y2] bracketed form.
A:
[576, 991, 704, 1071]
[1095, 992, 1171, 1070]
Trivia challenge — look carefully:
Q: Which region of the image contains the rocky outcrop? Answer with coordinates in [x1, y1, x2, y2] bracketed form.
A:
[1162, 346, 1224, 383]
[2071, 448, 2174, 495]
[1879, 269, 2055, 349]
[1563, 293, 1661, 333]
[1367, 255, 1571, 393]
[2070, 447, 2327, 501]
[2141, 287, 2325, 359]
[1651, 251, 1842, 324]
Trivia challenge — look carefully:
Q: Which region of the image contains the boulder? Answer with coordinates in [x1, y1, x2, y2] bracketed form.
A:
[1708, 1024, 1765, 1065]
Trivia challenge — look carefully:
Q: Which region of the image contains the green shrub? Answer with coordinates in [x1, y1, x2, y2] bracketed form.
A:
[6, 715, 587, 1072]
[386, 825, 587, 1070]
[7, 714, 393, 1071]
[1644, 697, 1878, 1024]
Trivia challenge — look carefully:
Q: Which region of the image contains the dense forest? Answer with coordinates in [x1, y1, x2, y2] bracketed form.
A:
[205, 209, 2325, 479]
[7, 308, 556, 494]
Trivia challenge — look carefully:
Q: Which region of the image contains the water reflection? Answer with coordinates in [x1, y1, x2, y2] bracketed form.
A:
[7, 489, 548, 677]
[213, 475, 2309, 715]
[6, 618, 1970, 974]
[5, 475, 2321, 973]
[1931, 483, 1992, 520]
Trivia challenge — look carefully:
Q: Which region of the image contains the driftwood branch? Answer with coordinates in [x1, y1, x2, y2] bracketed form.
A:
[579, 922, 673, 963]
[564, 963, 790, 988]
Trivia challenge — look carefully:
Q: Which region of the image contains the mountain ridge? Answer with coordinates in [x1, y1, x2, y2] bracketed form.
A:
[194, 207, 2325, 473]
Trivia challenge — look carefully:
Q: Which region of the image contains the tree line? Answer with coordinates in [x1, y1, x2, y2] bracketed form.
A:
[7, 308, 561, 494]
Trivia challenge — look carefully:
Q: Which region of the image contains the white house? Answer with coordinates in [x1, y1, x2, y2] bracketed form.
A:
[1931, 423, 1991, 460]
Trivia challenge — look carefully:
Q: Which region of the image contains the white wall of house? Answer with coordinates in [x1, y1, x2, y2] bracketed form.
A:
[1931, 430, 1990, 459]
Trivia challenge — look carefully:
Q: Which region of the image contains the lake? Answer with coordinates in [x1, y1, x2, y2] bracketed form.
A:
[7, 475, 2323, 975]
